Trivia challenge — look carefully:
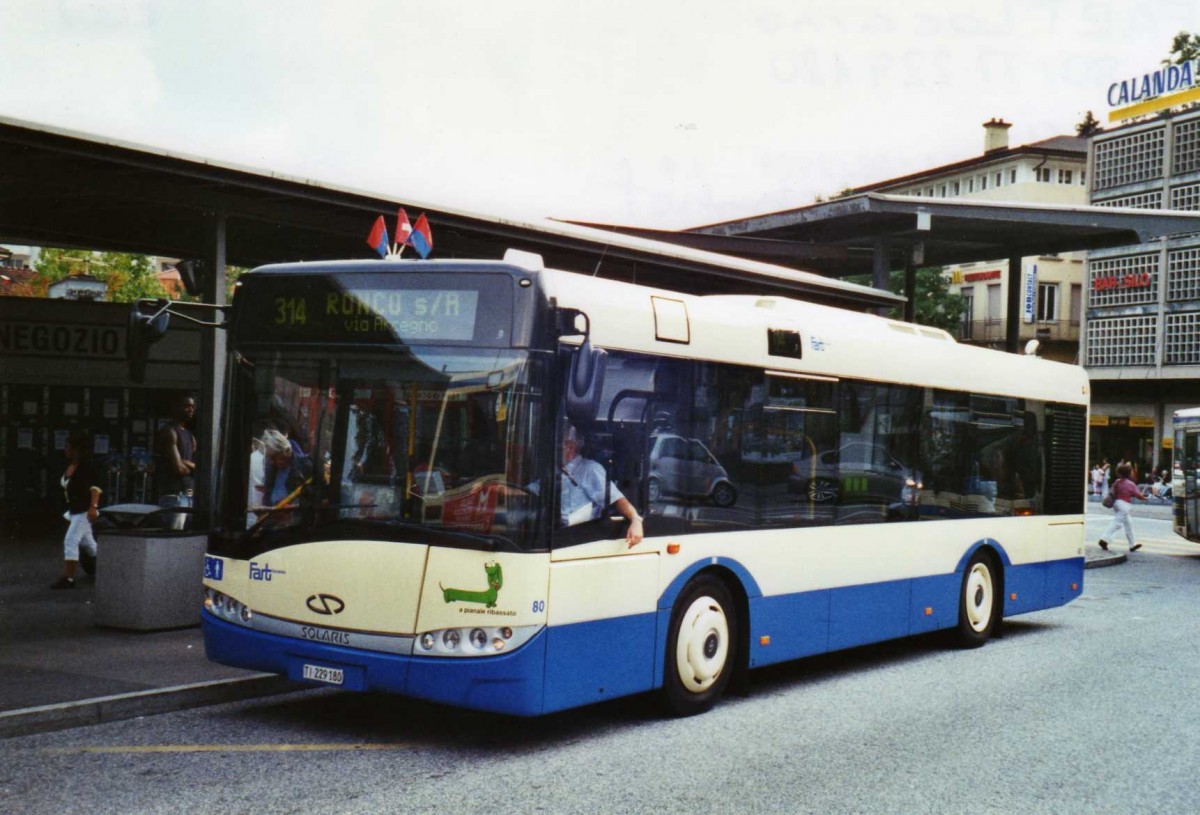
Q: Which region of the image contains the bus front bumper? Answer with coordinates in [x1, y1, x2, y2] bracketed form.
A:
[201, 611, 548, 716]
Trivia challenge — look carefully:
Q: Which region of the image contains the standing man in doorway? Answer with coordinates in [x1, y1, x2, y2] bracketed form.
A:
[156, 392, 197, 530]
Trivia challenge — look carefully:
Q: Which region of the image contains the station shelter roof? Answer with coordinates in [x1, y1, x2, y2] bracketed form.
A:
[577, 193, 1200, 278]
[0, 117, 896, 311]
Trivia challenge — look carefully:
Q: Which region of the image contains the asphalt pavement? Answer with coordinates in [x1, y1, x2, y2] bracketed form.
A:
[0, 497, 1165, 739]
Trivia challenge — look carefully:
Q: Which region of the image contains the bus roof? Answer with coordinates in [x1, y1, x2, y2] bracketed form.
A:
[540, 267, 1089, 406]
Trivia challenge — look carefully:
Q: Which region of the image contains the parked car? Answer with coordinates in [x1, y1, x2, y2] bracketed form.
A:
[788, 441, 921, 512]
[648, 434, 737, 507]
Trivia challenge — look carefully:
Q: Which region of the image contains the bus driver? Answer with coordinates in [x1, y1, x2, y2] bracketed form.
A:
[549, 424, 643, 548]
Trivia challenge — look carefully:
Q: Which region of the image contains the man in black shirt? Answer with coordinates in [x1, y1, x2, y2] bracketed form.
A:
[156, 393, 197, 530]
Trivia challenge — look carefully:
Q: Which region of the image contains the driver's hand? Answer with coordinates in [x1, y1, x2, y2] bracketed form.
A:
[626, 515, 644, 548]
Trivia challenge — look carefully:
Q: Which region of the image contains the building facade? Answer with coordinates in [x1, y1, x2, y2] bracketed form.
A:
[852, 120, 1089, 362]
[1085, 106, 1200, 475]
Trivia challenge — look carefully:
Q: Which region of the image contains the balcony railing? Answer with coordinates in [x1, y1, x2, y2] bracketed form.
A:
[957, 319, 1080, 343]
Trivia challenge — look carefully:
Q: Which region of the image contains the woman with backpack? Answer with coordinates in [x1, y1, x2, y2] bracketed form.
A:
[1099, 461, 1149, 554]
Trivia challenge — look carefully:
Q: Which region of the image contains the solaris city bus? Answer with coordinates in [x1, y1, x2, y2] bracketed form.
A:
[171, 251, 1088, 716]
[1172, 407, 1200, 542]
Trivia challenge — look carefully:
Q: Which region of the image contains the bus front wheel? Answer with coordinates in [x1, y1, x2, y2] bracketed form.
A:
[954, 550, 1001, 648]
[662, 574, 737, 716]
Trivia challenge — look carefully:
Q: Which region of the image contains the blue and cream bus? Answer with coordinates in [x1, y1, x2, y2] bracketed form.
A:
[198, 251, 1089, 716]
[1172, 407, 1200, 542]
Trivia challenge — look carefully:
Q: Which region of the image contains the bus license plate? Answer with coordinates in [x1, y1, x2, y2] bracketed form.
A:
[302, 664, 344, 685]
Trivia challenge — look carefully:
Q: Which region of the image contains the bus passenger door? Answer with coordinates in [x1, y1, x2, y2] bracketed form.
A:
[1186, 432, 1200, 540]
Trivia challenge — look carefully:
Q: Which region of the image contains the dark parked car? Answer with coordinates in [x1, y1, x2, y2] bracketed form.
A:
[788, 441, 921, 511]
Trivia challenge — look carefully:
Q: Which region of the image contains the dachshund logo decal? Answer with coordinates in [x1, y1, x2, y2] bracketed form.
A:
[440, 561, 503, 608]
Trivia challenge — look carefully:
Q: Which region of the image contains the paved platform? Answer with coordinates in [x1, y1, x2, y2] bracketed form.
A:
[0, 529, 295, 739]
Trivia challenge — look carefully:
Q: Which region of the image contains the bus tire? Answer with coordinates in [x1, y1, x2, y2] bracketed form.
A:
[662, 574, 737, 716]
[954, 550, 1001, 648]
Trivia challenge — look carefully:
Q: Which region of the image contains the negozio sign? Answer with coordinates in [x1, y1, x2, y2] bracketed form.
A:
[0, 321, 124, 358]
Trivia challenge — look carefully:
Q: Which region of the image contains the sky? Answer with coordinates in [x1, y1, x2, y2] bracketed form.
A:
[3, 0, 1198, 230]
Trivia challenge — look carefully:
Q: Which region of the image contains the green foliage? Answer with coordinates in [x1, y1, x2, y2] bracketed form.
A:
[1075, 111, 1102, 137]
[1164, 31, 1200, 65]
[96, 251, 169, 302]
[848, 266, 967, 333]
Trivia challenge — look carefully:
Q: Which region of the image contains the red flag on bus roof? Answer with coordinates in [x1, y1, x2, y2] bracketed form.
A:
[410, 213, 433, 259]
[366, 216, 388, 258]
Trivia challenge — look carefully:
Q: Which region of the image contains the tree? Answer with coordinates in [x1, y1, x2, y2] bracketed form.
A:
[1164, 31, 1200, 65]
[31, 247, 170, 302]
[849, 266, 967, 333]
[1075, 110, 1102, 137]
[95, 251, 169, 302]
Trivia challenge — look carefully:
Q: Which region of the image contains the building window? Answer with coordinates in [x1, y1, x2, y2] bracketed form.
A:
[1096, 191, 1162, 209]
[1170, 182, 1200, 211]
[927, 187, 934, 197]
[951, 180, 960, 195]
[1089, 253, 1159, 308]
[940, 184, 947, 196]
[1086, 316, 1158, 367]
[1037, 282, 1058, 321]
[1058, 169, 1073, 184]
[1093, 127, 1165, 190]
[960, 287, 975, 339]
[1036, 168, 1053, 183]
[1175, 119, 1200, 175]
[1166, 312, 1200, 364]
[1167, 247, 1200, 301]
[980, 175, 988, 190]
[1010, 169, 1017, 183]
[967, 178, 974, 193]
[995, 171, 1003, 187]
[1080, 170, 1086, 185]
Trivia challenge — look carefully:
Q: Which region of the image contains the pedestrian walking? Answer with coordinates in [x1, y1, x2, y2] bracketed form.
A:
[51, 431, 102, 589]
[1099, 462, 1149, 554]
[1091, 463, 1104, 496]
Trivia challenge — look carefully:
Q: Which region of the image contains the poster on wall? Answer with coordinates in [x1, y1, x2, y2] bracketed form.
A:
[1022, 264, 1038, 324]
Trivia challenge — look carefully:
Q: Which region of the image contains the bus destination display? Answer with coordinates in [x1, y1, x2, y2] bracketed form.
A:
[239, 274, 509, 345]
[279, 289, 480, 341]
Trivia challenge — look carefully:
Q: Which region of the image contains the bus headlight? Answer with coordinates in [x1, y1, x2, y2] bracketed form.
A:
[415, 624, 542, 657]
[204, 588, 252, 627]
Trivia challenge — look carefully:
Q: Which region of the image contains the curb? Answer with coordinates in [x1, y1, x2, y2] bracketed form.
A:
[1085, 553, 1127, 570]
[0, 674, 300, 740]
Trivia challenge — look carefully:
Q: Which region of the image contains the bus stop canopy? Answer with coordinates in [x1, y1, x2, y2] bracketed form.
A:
[578, 193, 1200, 278]
[0, 117, 897, 311]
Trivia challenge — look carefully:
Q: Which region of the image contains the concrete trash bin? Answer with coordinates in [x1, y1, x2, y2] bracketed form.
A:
[94, 505, 208, 631]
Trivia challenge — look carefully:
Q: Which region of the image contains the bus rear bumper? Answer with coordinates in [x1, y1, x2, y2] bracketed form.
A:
[202, 611, 548, 716]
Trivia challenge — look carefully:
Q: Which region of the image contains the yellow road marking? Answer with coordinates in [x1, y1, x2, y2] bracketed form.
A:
[43, 743, 410, 754]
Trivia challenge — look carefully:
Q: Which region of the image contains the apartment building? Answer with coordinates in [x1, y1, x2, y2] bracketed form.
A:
[851, 120, 1089, 362]
[1086, 106, 1200, 472]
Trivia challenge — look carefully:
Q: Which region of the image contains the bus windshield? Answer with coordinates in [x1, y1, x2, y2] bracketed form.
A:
[215, 346, 549, 555]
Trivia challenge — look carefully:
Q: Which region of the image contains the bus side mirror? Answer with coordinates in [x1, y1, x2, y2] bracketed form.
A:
[555, 308, 589, 340]
[566, 340, 607, 425]
[128, 300, 171, 383]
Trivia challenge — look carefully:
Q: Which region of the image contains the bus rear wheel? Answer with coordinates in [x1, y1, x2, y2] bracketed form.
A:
[662, 574, 737, 716]
[954, 550, 1001, 648]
